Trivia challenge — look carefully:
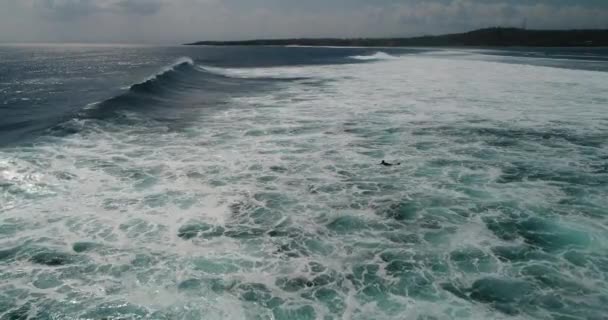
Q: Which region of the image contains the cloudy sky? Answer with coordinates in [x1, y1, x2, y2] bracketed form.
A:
[1, 0, 607, 43]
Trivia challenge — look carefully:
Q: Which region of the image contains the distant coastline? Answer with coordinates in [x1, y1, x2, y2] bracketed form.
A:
[186, 27, 608, 47]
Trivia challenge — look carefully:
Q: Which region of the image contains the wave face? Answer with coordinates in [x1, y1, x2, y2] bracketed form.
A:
[78, 58, 203, 124]
[1, 45, 608, 320]
[48, 57, 278, 136]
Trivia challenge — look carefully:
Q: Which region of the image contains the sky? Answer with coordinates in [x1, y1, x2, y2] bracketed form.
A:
[1, 0, 608, 44]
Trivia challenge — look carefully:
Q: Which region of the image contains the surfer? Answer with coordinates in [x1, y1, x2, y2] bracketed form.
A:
[381, 160, 400, 166]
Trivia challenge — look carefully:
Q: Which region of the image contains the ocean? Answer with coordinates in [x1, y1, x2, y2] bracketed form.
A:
[0, 44, 607, 319]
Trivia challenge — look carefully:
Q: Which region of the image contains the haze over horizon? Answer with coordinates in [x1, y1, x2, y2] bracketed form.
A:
[1, 0, 608, 44]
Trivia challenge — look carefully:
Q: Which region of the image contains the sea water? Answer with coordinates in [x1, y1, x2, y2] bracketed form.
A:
[0, 45, 607, 319]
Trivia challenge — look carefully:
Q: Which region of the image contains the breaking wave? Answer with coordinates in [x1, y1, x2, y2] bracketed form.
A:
[349, 52, 398, 60]
[48, 58, 248, 134]
[128, 57, 195, 93]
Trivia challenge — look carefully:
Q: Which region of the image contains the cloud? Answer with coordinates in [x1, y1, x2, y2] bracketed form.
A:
[1, 0, 607, 43]
[28, 0, 161, 19]
[114, 0, 163, 15]
[34, 0, 101, 19]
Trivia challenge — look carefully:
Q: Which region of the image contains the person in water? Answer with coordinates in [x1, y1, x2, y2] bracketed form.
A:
[381, 160, 401, 166]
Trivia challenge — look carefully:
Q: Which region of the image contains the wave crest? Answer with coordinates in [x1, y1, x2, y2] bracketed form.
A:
[129, 57, 195, 93]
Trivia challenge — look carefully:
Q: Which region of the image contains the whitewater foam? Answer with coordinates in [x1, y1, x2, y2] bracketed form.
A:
[0, 49, 607, 319]
[349, 52, 398, 60]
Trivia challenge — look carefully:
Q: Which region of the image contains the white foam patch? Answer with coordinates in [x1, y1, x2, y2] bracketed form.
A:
[349, 51, 398, 60]
[83, 101, 101, 110]
[201, 65, 312, 80]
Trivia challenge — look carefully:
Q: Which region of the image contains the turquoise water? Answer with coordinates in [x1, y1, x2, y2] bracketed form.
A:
[0, 46, 607, 319]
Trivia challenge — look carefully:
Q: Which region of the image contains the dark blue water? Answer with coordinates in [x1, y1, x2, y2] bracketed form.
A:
[0, 45, 607, 319]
